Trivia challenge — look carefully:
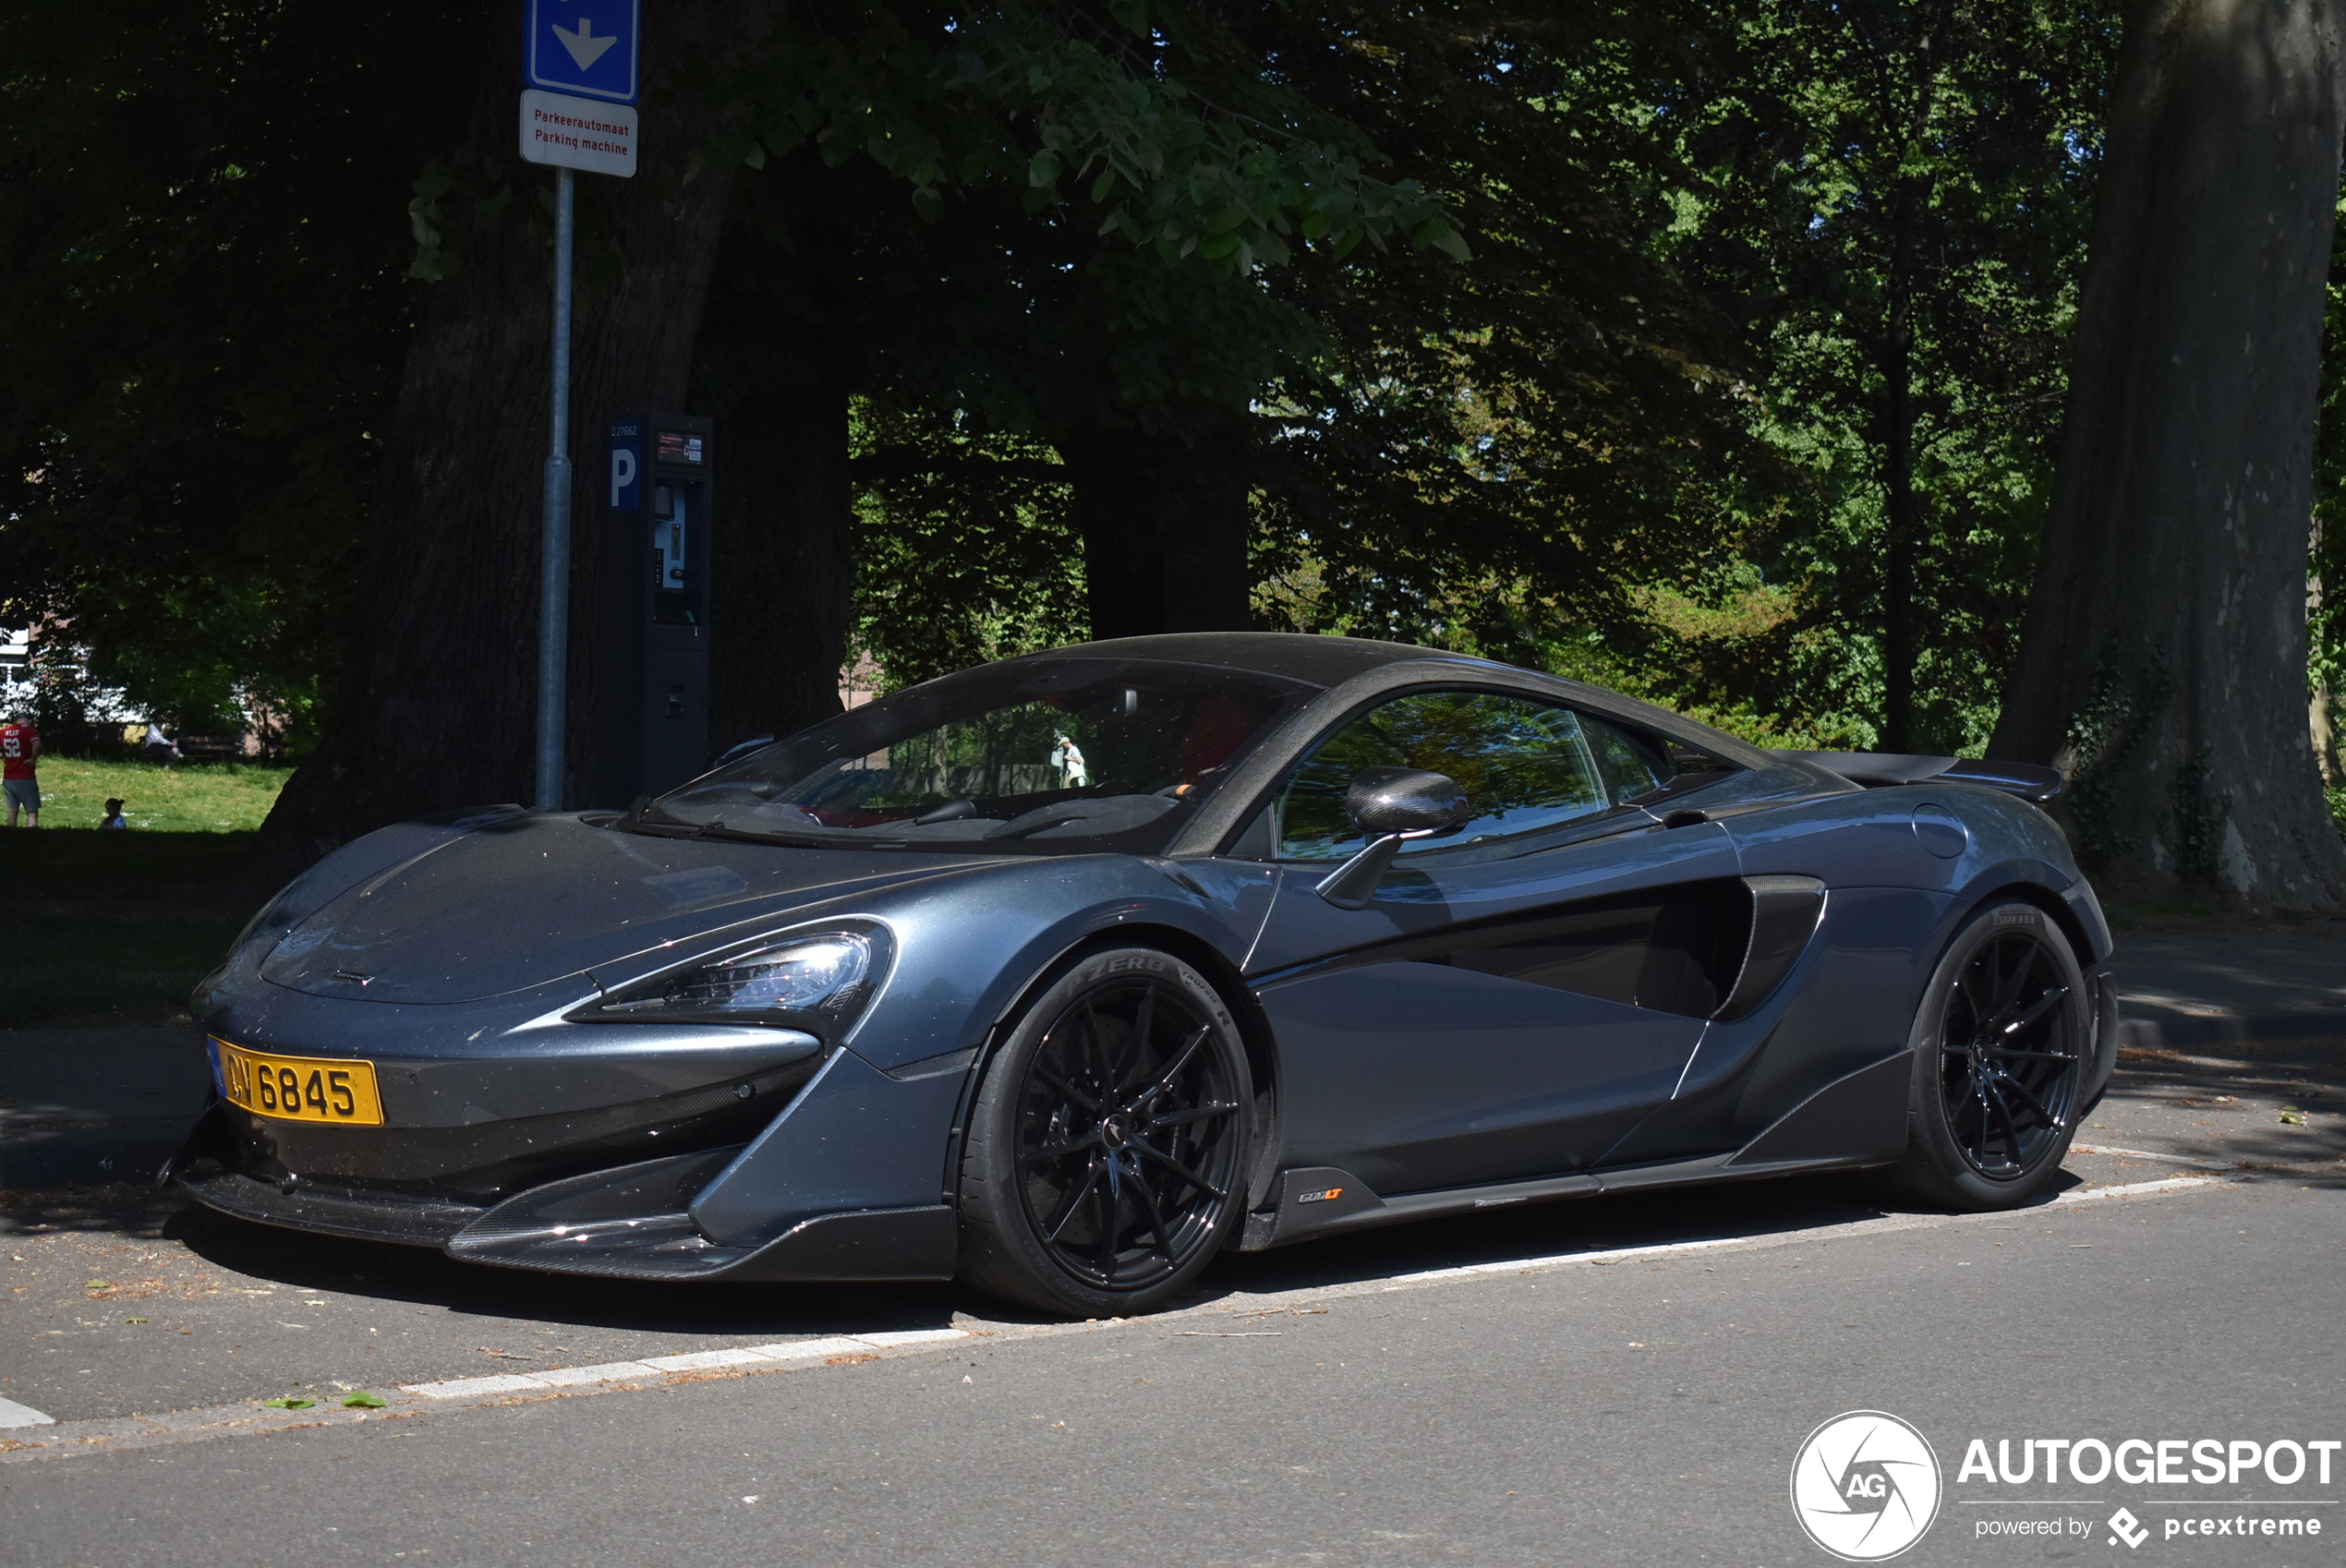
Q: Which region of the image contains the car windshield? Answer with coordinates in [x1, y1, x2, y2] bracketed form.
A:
[640, 657, 1316, 852]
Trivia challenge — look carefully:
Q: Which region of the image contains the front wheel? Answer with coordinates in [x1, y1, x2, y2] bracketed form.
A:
[956, 947, 1254, 1317]
[1879, 900, 2090, 1210]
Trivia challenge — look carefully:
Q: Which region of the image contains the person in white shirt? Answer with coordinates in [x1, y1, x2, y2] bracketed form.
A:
[1048, 731, 1088, 789]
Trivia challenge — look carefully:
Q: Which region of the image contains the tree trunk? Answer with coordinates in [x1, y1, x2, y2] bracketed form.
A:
[1065, 425, 1253, 640]
[710, 378, 853, 745]
[252, 0, 769, 878]
[1990, 0, 2346, 910]
[1067, 430, 1165, 639]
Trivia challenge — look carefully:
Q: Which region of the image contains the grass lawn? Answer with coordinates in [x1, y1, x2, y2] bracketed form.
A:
[0, 818, 285, 1028]
[14, 757, 291, 833]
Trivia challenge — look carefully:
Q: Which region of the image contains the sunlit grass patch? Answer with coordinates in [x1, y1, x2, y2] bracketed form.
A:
[11, 758, 291, 833]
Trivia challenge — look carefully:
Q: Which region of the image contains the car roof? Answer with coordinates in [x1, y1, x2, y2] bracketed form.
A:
[1027, 632, 1506, 689]
[998, 631, 1783, 776]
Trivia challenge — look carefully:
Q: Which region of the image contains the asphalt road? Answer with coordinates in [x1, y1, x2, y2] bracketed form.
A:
[4, 1052, 2341, 1568]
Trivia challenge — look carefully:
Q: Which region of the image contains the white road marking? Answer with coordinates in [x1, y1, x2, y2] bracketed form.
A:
[744, 1336, 871, 1360]
[1395, 1234, 1756, 1283]
[638, 1348, 769, 1373]
[0, 1395, 56, 1429]
[2052, 1174, 2224, 1201]
[855, 1328, 970, 1347]
[404, 1373, 545, 1399]
[2072, 1142, 2239, 1170]
[401, 1330, 973, 1399]
[531, 1361, 659, 1387]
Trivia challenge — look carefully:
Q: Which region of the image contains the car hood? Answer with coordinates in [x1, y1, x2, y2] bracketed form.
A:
[260, 813, 1007, 1004]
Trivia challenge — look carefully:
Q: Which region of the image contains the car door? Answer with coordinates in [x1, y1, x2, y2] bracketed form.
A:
[1236, 688, 1745, 1195]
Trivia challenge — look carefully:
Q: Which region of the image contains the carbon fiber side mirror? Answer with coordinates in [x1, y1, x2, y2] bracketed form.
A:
[1342, 766, 1469, 836]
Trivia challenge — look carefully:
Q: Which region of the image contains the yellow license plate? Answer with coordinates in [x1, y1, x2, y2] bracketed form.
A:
[213, 1039, 384, 1126]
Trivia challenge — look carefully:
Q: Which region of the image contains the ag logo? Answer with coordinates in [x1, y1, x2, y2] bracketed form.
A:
[1790, 1411, 1942, 1561]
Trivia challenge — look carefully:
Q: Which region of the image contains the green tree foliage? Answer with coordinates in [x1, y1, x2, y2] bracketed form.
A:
[1241, 3, 1747, 669]
[848, 402, 1086, 687]
[405, 2, 1465, 288]
[0, 1, 479, 744]
[679, 5, 1397, 688]
[1647, 0, 2118, 753]
[7, 1, 1463, 754]
[843, 4, 1756, 685]
[695, 2, 1466, 272]
[23, 0, 2316, 837]
[838, 0, 2118, 766]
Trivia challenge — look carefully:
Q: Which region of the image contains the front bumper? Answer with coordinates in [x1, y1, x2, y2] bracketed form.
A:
[172, 1028, 972, 1284]
[189, 1048, 820, 1201]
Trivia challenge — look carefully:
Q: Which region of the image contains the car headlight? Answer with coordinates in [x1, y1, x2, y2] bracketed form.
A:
[586, 930, 881, 1031]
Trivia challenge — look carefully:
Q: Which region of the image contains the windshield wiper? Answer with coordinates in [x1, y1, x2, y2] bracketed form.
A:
[707, 820, 914, 850]
[617, 811, 860, 849]
[984, 809, 1091, 840]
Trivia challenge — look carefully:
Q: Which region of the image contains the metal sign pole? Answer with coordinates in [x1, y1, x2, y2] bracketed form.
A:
[535, 165, 575, 811]
[521, 0, 636, 810]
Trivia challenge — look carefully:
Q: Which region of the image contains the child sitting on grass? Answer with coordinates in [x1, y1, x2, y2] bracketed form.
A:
[102, 798, 127, 829]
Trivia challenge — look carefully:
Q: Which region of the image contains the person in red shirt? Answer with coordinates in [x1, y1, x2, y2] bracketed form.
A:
[1, 711, 39, 826]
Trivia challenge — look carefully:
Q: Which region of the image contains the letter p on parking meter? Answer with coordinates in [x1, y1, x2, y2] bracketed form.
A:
[609, 427, 640, 510]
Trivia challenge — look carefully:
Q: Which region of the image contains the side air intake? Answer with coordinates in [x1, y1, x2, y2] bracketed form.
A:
[1713, 874, 1825, 1020]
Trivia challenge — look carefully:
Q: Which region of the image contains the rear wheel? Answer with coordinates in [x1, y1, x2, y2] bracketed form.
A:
[957, 947, 1253, 1317]
[1880, 901, 2089, 1209]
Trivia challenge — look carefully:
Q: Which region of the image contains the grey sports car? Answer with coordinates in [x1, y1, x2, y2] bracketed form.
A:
[173, 633, 2117, 1315]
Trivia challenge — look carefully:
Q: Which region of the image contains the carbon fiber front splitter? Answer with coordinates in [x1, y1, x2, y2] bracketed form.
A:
[176, 1143, 955, 1284]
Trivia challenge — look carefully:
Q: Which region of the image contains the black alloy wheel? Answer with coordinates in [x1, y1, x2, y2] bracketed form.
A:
[1881, 901, 2091, 1209]
[1937, 929, 2083, 1177]
[958, 947, 1254, 1315]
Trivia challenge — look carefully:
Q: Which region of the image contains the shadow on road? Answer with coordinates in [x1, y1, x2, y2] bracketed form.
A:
[9, 1168, 1952, 1340]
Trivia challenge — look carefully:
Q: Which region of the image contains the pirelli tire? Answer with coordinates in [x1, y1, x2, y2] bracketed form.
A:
[1881, 900, 2091, 1210]
[956, 947, 1255, 1317]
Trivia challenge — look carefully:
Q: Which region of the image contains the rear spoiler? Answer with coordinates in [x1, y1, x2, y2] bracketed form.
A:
[1781, 751, 2064, 806]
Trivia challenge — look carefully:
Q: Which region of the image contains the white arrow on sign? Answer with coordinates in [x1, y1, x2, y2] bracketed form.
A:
[552, 17, 619, 70]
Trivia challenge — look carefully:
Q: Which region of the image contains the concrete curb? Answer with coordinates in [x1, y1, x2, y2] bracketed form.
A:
[2120, 1012, 2346, 1063]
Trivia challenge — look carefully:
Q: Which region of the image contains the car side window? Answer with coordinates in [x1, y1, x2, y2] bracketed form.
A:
[1583, 713, 1670, 802]
[1259, 691, 1632, 863]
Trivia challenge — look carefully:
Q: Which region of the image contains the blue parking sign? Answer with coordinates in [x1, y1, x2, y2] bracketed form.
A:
[525, 0, 639, 104]
[608, 421, 643, 511]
